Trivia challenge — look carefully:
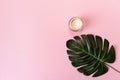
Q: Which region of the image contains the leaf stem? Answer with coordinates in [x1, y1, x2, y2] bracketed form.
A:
[106, 63, 120, 73]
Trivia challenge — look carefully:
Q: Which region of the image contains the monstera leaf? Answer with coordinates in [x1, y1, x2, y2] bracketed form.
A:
[66, 34, 116, 77]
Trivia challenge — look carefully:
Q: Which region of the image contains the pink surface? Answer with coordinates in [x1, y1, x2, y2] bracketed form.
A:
[0, 0, 120, 80]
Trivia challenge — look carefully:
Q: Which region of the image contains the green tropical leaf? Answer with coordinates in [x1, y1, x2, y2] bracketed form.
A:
[66, 34, 116, 77]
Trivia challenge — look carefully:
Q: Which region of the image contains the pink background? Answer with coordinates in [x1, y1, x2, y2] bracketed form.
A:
[0, 0, 120, 80]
